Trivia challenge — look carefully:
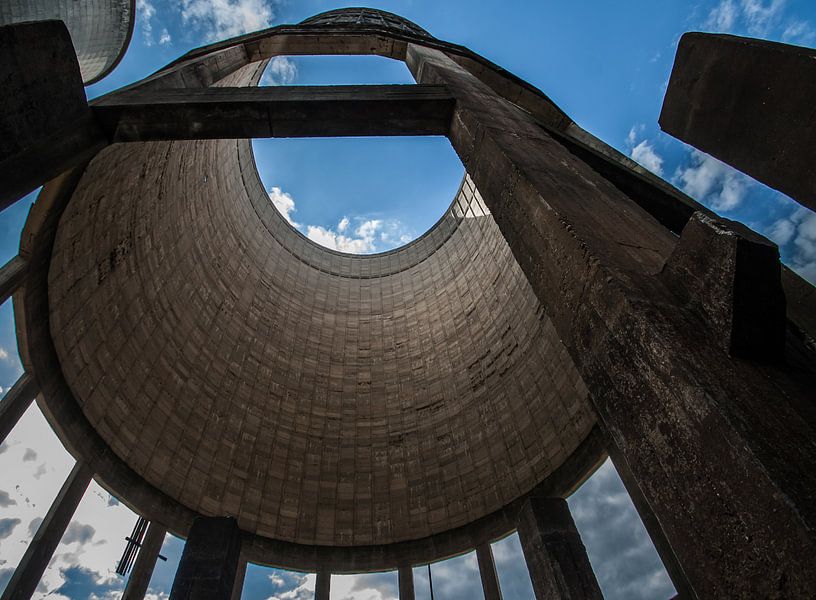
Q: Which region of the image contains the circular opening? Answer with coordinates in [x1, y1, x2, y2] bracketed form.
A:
[253, 55, 464, 254]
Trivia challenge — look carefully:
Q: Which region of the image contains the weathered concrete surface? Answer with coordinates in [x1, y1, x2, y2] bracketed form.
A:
[0, 462, 93, 600]
[169, 517, 242, 600]
[407, 42, 816, 598]
[92, 85, 455, 140]
[0, 20, 106, 211]
[517, 498, 602, 600]
[122, 522, 167, 600]
[660, 33, 816, 212]
[0, 373, 38, 446]
[662, 212, 786, 361]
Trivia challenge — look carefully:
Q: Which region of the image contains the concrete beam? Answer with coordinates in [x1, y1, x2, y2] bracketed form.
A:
[517, 498, 602, 600]
[0, 255, 28, 305]
[0, 462, 93, 600]
[660, 33, 816, 212]
[122, 522, 167, 600]
[92, 85, 455, 141]
[0, 21, 107, 212]
[169, 517, 242, 600]
[476, 543, 503, 600]
[0, 372, 38, 446]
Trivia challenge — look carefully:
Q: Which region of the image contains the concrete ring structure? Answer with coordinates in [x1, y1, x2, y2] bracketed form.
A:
[0, 0, 135, 84]
[17, 8, 603, 569]
[2, 6, 816, 600]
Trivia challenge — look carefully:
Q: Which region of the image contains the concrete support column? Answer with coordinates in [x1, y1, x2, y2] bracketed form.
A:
[229, 555, 247, 600]
[0, 373, 38, 446]
[660, 33, 816, 212]
[406, 40, 816, 598]
[314, 570, 330, 600]
[476, 543, 502, 600]
[0, 461, 93, 600]
[169, 517, 242, 600]
[398, 566, 414, 600]
[517, 498, 602, 600]
[0, 256, 28, 304]
[122, 521, 167, 600]
[0, 20, 107, 211]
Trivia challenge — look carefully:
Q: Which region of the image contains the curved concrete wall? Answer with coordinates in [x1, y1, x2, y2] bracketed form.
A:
[0, 0, 134, 84]
[46, 63, 595, 547]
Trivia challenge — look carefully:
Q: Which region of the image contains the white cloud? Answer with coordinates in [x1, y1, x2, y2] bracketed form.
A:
[136, 0, 157, 45]
[626, 125, 664, 177]
[261, 57, 297, 86]
[781, 20, 816, 45]
[180, 0, 277, 42]
[765, 206, 816, 283]
[0, 347, 9, 361]
[269, 573, 314, 600]
[705, 0, 739, 30]
[267, 189, 413, 254]
[674, 149, 750, 212]
[740, 0, 785, 36]
[268, 187, 299, 227]
[630, 141, 664, 177]
[158, 28, 172, 46]
[701, 0, 812, 42]
[569, 459, 675, 600]
[306, 219, 382, 254]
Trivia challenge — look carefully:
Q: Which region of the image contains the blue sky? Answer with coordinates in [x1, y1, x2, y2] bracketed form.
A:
[1, 1, 815, 599]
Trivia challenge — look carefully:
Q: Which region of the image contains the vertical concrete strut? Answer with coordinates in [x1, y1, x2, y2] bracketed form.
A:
[169, 517, 242, 600]
[398, 566, 415, 600]
[476, 543, 503, 600]
[0, 373, 38, 446]
[516, 498, 602, 600]
[314, 570, 330, 600]
[229, 555, 247, 600]
[0, 462, 93, 600]
[122, 522, 167, 600]
[405, 40, 816, 598]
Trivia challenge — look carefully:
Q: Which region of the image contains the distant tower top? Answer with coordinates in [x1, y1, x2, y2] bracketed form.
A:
[300, 7, 432, 38]
[0, 0, 134, 84]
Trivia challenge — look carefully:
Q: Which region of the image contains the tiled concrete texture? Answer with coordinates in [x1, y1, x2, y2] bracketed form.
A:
[0, 0, 134, 83]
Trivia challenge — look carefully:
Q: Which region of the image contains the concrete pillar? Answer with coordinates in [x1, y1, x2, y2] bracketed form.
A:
[0, 461, 93, 600]
[229, 556, 246, 600]
[0, 20, 106, 211]
[406, 40, 816, 598]
[476, 543, 502, 600]
[0, 373, 38, 446]
[314, 570, 330, 600]
[122, 522, 166, 600]
[169, 517, 242, 600]
[660, 33, 816, 213]
[0, 256, 27, 304]
[398, 566, 414, 600]
[517, 498, 602, 600]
